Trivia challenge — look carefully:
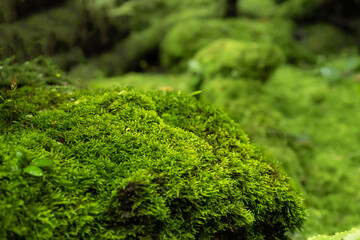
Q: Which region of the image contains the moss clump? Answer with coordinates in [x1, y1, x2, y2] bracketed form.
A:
[308, 226, 360, 240]
[194, 39, 285, 81]
[0, 81, 305, 239]
[0, 56, 70, 92]
[294, 24, 356, 55]
[160, 18, 305, 70]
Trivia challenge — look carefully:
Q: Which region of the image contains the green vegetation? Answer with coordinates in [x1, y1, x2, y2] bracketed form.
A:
[193, 39, 284, 81]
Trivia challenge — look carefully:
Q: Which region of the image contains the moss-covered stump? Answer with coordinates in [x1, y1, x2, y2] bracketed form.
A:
[308, 226, 360, 240]
[0, 86, 305, 239]
[193, 39, 285, 81]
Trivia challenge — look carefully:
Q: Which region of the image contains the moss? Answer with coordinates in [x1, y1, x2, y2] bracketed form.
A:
[198, 64, 360, 238]
[241, 0, 278, 18]
[0, 56, 70, 91]
[0, 65, 306, 239]
[0, 0, 127, 65]
[160, 18, 309, 70]
[0, 0, 66, 23]
[193, 39, 285, 81]
[308, 226, 360, 240]
[295, 23, 356, 55]
[86, 73, 196, 93]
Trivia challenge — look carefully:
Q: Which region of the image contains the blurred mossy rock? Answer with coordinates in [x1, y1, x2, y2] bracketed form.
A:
[241, 0, 279, 18]
[161, 18, 308, 71]
[308, 226, 360, 240]
[81, 1, 217, 75]
[294, 23, 357, 55]
[277, 0, 360, 22]
[0, 76, 306, 238]
[193, 39, 285, 81]
[0, 56, 70, 94]
[0, 0, 66, 23]
[0, 0, 128, 68]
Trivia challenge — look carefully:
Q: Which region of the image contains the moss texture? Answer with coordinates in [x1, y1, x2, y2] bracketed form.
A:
[294, 23, 356, 55]
[160, 18, 306, 70]
[193, 39, 285, 81]
[199, 62, 360, 238]
[0, 64, 305, 239]
[308, 226, 360, 240]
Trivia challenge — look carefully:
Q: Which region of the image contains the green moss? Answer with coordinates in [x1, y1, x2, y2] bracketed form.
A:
[160, 18, 305, 70]
[295, 24, 356, 55]
[0, 77, 305, 239]
[194, 39, 285, 81]
[242, 0, 278, 18]
[0, 0, 66, 23]
[308, 226, 360, 240]
[0, 56, 70, 91]
[201, 64, 360, 238]
[86, 72, 196, 93]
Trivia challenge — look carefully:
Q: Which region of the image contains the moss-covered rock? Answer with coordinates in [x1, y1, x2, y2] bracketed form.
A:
[0, 0, 127, 67]
[193, 39, 285, 81]
[0, 56, 70, 92]
[0, 72, 305, 238]
[160, 18, 304, 70]
[294, 23, 356, 55]
[308, 226, 360, 240]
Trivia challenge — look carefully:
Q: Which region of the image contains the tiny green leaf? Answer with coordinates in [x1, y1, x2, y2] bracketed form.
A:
[16, 151, 27, 168]
[23, 166, 43, 177]
[31, 159, 53, 167]
[188, 90, 203, 97]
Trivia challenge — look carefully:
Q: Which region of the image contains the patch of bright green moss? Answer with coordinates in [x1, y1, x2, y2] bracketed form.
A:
[0, 82, 305, 239]
[308, 226, 360, 240]
[193, 39, 285, 81]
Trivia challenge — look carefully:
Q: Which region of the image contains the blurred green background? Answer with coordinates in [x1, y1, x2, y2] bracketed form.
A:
[1, 0, 360, 239]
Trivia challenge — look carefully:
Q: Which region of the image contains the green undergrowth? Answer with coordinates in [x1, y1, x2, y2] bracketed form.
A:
[0, 77, 305, 239]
